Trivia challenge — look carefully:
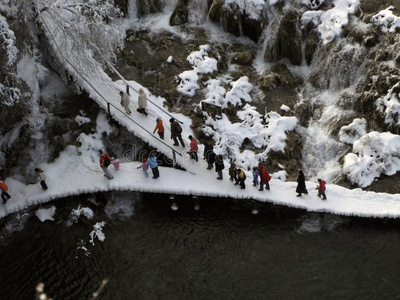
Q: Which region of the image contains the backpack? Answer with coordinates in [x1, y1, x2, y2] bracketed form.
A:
[103, 155, 111, 167]
[175, 122, 182, 133]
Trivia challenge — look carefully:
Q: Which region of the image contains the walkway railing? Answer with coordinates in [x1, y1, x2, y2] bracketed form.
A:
[38, 14, 182, 165]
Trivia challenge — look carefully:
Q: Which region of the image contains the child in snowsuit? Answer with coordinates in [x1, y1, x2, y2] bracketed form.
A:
[111, 157, 121, 171]
[147, 155, 159, 179]
[137, 158, 149, 177]
[252, 167, 259, 187]
[187, 135, 198, 162]
[34, 168, 48, 190]
[153, 118, 165, 140]
[236, 168, 246, 189]
[317, 178, 327, 200]
[0, 179, 11, 204]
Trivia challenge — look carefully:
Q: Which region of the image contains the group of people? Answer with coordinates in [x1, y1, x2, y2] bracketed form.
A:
[116, 87, 329, 199]
[119, 88, 148, 116]
[296, 170, 327, 200]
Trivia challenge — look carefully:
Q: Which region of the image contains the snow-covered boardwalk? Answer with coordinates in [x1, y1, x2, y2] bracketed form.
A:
[2, 149, 400, 219]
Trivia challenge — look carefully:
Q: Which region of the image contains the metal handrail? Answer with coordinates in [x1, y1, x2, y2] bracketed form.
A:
[38, 12, 182, 161]
[106, 62, 184, 124]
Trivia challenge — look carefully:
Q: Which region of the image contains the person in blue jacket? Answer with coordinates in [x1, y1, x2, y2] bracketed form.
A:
[147, 154, 160, 179]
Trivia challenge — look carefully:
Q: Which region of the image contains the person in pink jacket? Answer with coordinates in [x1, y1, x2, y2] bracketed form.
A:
[187, 135, 198, 162]
[137, 158, 149, 177]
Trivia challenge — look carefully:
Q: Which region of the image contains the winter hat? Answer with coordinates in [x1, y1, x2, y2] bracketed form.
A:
[169, 118, 175, 123]
[143, 158, 147, 163]
[188, 135, 193, 140]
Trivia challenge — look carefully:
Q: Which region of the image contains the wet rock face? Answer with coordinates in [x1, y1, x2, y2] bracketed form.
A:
[170, 0, 189, 26]
[276, 10, 302, 66]
[208, 0, 264, 42]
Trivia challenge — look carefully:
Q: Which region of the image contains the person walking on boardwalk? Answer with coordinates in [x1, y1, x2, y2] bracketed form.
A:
[111, 157, 121, 171]
[229, 161, 237, 182]
[147, 154, 159, 179]
[119, 91, 132, 115]
[0, 179, 10, 204]
[296, 170, 308, 197]
[187, 135, 198, 162]
[204, 143, 215, 170]
[317, 178, 327, 200]
[34, 168, 48, 190]
[153, 118, 165, 140]
[258, 164, 271, 191]
[137, 158, 149, 178]
[235, 168, 246, 189]
[252, 167, 259, 187]
[169, 118, 185, 147]
[215, 154, 225, 180]
[137, 88, 148, 116]
[99, 150, 114, 180]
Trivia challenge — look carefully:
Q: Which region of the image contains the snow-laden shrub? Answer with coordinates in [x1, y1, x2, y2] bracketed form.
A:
[176, 71, 199, 97]
[376, 82, 400, 126]
[224, 76, 253, 108]
[89, 221, 106, 245]
[0, 14, 18, 66]
[343, 131, 400, 187]
[177, 45, 217, 97]
[0, 83, 21, 106]
[371, 6, 400, 34]
[301, 0, 325, 10]
[301, 0, 360, 44]
[338, 118, 367, 144]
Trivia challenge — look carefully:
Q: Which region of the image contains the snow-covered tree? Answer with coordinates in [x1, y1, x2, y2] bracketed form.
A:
[33, 0, 125, 74]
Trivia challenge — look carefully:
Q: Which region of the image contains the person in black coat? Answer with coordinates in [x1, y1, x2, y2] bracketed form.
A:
[204, 143, 215, 170]
[215, 154, 224, 180]
[296, 170, 308, 197]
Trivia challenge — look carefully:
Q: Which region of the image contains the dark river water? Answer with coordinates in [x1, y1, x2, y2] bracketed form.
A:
[1, 192, 400, 300]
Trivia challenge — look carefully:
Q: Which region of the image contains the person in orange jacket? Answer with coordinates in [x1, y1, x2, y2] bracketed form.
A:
[187, 135, 198, 162]
[153, 117, 164, 140]
[0, 179, 11, 204]
[317, 178, 327, 200]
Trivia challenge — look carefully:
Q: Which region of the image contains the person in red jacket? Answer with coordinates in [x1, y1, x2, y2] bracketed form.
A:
[187, 135, 198, 162]
[317, 178, 327, 200]
[99, 150, 114, 179]
[0, 179, 11, 204]
[258, 164, 271, 191]
[153, 118, 165, 140]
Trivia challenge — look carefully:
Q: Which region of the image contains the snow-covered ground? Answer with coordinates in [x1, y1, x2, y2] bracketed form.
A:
[2, 140, 400, 219]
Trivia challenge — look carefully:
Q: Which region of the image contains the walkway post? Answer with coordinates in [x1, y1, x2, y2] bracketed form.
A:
[173, 150, 177, 167]
[126, 84, 130, 95]
[107, 102, 111, 116]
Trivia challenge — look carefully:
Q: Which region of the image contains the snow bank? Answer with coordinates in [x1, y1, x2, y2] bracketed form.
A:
[343, 131, 400, 187]
[301, 0, 360, 44]
[338, 118, 367, 144]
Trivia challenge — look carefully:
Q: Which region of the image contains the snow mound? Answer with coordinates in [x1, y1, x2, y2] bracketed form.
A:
[371, 6, 400, 33]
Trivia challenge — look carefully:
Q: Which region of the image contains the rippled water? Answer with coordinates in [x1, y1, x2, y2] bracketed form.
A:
[1, 193, 400, 300]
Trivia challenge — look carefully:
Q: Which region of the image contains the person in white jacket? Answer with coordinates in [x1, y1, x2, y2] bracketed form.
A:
[119, 91, 132, 114]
